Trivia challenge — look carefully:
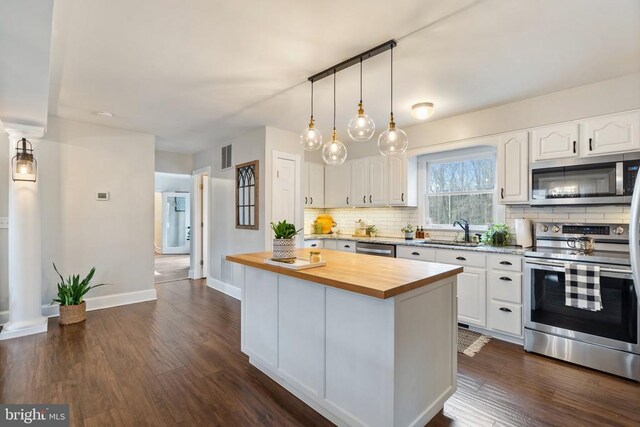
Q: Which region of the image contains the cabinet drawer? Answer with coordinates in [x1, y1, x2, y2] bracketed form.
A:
[396, 246, 436, 262]
[488, 271, 522, 304]
[488, 300, 522, 337]
[436, 249, 486, 268]
[304, 240, 324, 249]
[323, 240, 338, 250]
[488, 254, 522, 272]
[336, 240, 356, 252]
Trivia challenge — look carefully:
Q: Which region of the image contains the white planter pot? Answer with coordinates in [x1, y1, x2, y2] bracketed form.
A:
[272, 238, 296, 259]
[404, 232, 414, 240]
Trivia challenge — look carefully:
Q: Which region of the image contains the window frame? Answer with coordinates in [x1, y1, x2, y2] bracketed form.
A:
[422, 149, 498, 231]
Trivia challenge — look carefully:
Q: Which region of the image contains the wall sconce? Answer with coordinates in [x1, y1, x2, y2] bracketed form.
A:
[12, 138, 37, 182]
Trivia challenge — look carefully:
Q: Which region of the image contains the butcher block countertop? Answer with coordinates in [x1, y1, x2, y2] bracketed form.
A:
[226, 249, 463, 299]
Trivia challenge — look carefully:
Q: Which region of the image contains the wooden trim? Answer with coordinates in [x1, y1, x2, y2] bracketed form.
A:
[235, 160, 259, 230]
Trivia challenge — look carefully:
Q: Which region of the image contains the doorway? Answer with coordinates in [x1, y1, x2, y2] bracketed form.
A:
[191, 167, 210, 279]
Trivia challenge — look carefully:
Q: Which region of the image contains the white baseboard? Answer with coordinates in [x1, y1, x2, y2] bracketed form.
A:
[0, 288, 158, 324]
[206, 277, 241, 300]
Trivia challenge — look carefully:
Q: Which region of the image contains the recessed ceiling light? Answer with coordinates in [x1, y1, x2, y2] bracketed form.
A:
[411, 102, 434, 120]
[95, 111, 114, 117]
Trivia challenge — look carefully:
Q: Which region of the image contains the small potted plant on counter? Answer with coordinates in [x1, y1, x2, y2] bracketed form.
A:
[270, 220, 302, 261]
[52, 263, 108, 325]
[367, 225, 378, 238]
[481, 223, 512, 246]
[401, 224, 415, 240]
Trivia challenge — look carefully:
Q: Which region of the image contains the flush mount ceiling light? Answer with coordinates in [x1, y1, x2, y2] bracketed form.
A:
[12, 138, 37, 182]
[411, 102, 434, 120]
[95, 111, 114, 117]
[321, 73, 347, 166]
[347, 59, 375, 141]
[299, 81, 322, 151]
[378, 46, 408, 156]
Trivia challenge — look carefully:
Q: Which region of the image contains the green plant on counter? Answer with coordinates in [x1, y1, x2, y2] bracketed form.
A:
[366, 225, 377, 234]
[401, 224, 414, 233]
[270, 220, 302, 239]
[51, 263, 108, 306]
[480, 223, 512, 247]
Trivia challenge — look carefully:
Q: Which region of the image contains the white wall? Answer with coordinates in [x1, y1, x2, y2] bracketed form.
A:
[155, 172, 191, 193]
[0, 131, 9, 311]
[193, 128, 266, 284]
[155, 149, 194, 174]
[35, 118, 155, 308]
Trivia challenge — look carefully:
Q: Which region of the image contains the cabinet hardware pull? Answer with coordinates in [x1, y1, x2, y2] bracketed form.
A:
[456, 256, 466, 261]
[573, 140, 576, 153]
[499, 276, 512, 281]
[501, 188, 504, 199]
[344, 245, 351, 248]
[311, 244, 317, 247]
[369, 195, 372, 203]
[499, 307, 512, 313]
[401, 192, 404, 202]
[589, 137, 593, 151]
[304, 196, 308, 205]
[499, 261, 512, 266]
[363, 195, 366, 203]
[346, 197, 349, 205]
[412, 252, 420, 256]
[310, 197, 313, 205]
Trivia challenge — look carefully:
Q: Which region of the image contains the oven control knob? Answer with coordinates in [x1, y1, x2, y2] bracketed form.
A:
[552, 225, 561, 233]
[539, 224, 549, 232]
[613, 226, 625, 236]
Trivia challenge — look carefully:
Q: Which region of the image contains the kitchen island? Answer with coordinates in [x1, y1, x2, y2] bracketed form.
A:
[226, 249, 463, 427]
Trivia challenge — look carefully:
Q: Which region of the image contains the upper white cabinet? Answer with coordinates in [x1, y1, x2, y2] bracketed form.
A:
[387, 154, 418, 207]
[581, 111, 640, 156]
[367, 156, 387, 206]
[324, 163, 351, 208]
[349, 158, 368, 207]
[498, 131, 529, 204]
[530, 123, 580, 162]
[303, 162, 324, 208]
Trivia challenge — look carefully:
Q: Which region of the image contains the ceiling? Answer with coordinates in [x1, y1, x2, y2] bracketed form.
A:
[48, 0, 640, 153]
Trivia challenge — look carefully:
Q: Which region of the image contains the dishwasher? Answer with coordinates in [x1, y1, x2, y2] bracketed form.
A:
[355, 242, 396, 257]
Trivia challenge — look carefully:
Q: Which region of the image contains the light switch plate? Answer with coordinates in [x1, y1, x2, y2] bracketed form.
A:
[0, 217, 8, 229]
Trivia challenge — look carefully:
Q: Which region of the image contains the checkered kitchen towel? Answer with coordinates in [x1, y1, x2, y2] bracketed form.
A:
[565, 263, 603, 311]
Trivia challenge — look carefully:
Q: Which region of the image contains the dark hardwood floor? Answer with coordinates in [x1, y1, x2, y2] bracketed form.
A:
[1, 279, 638, 426]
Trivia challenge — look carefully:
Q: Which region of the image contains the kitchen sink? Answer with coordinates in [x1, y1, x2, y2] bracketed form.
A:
[414, 239, 481, 247]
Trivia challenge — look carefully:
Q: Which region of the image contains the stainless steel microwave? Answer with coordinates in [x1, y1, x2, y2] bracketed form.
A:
[530, 153, 640, 205]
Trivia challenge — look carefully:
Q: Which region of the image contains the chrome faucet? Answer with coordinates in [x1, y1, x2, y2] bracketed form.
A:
[453, 219, 470, 242]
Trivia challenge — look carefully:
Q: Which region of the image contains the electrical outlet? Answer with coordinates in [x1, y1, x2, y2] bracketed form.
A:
[0, 217, 8, 229]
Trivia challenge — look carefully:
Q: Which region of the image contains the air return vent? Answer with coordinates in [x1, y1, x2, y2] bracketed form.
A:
[221, 144, 232, 170]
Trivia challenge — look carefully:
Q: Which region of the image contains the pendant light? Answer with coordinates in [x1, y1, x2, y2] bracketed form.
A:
[378, 46, 408, 156]
[347, 59, 375, 141]
[11, 138, 37, 182]
[299, 81, 322, 151]
[322, 72, 347, 166]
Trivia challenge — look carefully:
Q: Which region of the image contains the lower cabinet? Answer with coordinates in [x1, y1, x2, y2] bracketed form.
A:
[320, 239, 355, 252]
[456, 267, 487, 327]
[487, 254, 524, 338]
[304, 239, 324, 249]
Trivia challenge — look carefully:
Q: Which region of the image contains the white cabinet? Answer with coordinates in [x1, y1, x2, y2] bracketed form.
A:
[304, 239, 324, 249]
[581, 111, 640, 156]
[498, 132, 529, 204]
[303, 162, 325, 208]
[388, 155, 418, 206]
[335, 240, 356, 252]
[367, 156, 387, 206]
[349, 159, 368, 207]
[487, 253, 524, 338]
[531, 123, 579, 162]
[396, 245, 436, 262]
[323, 240, 338, 250]
[324, 163, 351, 208]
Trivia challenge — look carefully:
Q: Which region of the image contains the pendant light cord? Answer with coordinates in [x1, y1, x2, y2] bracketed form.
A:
[359, 58, 363, 103]
[333, 71, 336, 130]
[390, 46, 394, 116]
[310, 81, 314, 119]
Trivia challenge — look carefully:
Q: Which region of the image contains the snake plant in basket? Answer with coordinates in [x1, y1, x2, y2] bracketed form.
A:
[270, 220, 302, 261]
[52, 263, 108, 325]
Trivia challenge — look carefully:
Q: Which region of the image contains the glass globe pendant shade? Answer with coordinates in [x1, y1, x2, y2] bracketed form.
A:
[299, 117, 323, 151]
[322, 129, 348, 166]
[347, 102, 375, 141]
[378, 114, 408, 156]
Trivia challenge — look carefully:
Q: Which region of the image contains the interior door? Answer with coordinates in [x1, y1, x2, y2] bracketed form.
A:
[274, 157, 296, 224]
[162, 192, 191, 254]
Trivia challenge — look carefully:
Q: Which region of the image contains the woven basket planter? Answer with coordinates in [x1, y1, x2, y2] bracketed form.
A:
[59, 301, 87, 325]
[272, 238, 296, 260]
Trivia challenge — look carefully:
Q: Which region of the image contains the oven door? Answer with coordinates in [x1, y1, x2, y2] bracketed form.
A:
[525, 259, 639, 353]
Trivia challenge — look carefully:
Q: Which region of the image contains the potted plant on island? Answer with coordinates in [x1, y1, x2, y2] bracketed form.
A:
[481, 223, 512, 247]
[367, 225, 378, 238]
[270, 220, 302, 261]
[401, 224, 415, 240]
[52, 263, 108, 325]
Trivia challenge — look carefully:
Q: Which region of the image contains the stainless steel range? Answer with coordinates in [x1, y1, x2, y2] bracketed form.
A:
[524, 222, 639, 381]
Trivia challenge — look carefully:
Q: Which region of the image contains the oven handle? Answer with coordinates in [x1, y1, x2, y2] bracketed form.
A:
[525, 260, 633, 277]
